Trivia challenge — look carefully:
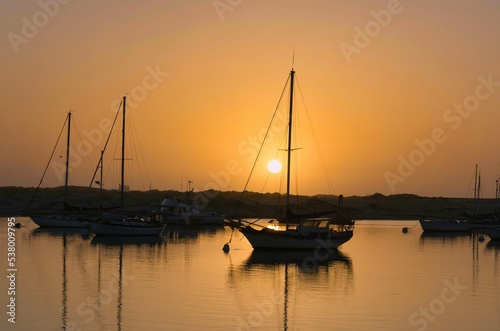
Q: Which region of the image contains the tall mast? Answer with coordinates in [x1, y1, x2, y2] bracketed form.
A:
[285, 69, 295, 227]
[121, 96, 126, 213]
[64, 111, 71, 206]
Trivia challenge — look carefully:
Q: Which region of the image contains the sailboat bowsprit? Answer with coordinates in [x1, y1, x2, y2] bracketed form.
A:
[226, 68, 354, 250]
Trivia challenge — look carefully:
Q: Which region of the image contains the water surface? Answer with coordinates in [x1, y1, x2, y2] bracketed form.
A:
[0, 218, 499, 330]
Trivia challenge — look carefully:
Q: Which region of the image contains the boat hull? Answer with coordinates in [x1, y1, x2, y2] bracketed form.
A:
[238, 226, 353, 250]
[487, 228, 500, 240]
[90, 220, 165, 236]
[419, 219, 471, 232]
[31, 215, 91, 228]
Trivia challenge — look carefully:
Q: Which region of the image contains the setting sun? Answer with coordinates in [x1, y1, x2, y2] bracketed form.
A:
[267, 160, 282, 173]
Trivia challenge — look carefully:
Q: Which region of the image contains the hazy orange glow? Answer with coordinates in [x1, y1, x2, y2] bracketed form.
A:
[1, 0, 499, 197]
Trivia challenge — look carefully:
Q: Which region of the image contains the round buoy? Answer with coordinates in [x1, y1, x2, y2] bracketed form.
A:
[222, 243, 230, 252]
[402, 227, 408, 233]
[478, 235, 485, 242]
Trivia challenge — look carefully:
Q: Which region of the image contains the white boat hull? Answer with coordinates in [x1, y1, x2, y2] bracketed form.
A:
[419, 219, 471, 232]
[238, 227, 353, 250]
[31, 215, 91, 228]
[90, 220, 165, 236]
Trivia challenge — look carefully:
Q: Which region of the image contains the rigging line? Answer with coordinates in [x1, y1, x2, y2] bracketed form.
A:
[79, 100, 122, 210]
[110, 121, 121, 188]
[233, 73, 291, 217]
[125, 116, 137, 190]
[466, 165, 478, 199]
[72, 118, 94, 183]
[295, 75, 336, 195]
[291, 91, 302, 205]
[26, 112, 69, 213]
[129, 114, 150, 190]
[292, 146, 300, 209]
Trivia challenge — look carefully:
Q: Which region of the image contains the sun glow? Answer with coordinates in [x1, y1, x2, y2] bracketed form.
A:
[267, 160, 282, 173]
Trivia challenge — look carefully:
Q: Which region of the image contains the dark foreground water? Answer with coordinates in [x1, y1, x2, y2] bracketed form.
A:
[0, 217, 499, 331]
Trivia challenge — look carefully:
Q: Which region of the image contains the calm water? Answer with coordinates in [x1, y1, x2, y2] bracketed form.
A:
[1, 217, 499, 331]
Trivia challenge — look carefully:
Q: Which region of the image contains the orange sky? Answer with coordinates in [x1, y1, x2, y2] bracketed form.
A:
[1, 0, 499, 197]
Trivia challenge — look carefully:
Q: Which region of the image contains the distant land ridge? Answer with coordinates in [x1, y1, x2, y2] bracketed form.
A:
[0, 186, 498, 220]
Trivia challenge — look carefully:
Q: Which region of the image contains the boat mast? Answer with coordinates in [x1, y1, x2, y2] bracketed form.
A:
[285, 69, 295, 228]
[121, 96, 126, 214]
[64, 111, 71, 206]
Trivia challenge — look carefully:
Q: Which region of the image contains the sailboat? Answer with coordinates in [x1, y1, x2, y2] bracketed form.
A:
[420, 164, 478, 232]
[466, 171, 500, 229]
[418, 218, 472, 232]
[30, 111, 91, 228]
[89, 96, 165, 236]
[226, 67, 354, 250]
[419, 164, 499, 232]
[489, 180, 500, 239]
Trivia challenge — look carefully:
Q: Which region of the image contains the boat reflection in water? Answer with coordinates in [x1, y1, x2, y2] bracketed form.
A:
[227, 249, 353, 331]
[29, 227, 86, 330]
[245, 249, 351, 269]
[163, 224, 225, 243]
[90, 235, 163, 246]
[419, 231, 472, 244]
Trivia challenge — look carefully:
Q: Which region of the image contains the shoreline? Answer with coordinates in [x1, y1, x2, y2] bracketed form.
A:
[1, 186, 498, 220]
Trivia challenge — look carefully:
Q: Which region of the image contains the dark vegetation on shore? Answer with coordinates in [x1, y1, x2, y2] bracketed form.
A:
[1, 186, 498, 220]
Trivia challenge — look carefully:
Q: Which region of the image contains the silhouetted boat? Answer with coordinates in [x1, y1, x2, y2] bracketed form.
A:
[89, 97, 165, 236]
[29, 111, 91, 228]
[226, 67, 354, 250]
[419, 165, 499, 232]
[419, 218, 471, 232]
